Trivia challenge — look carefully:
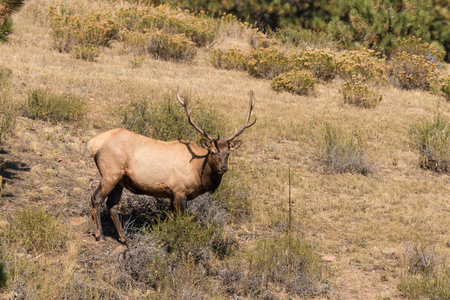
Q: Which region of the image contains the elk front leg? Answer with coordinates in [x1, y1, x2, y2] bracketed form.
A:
[106, 185, 128, 244]
[172, 194, 187, 215]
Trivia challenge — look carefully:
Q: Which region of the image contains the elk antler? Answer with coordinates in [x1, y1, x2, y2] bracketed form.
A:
[226, 90, 257, 142]
[176, 91, 215, 141]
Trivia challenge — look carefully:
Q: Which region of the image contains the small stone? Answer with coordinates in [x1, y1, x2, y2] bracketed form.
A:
[70, 217, 84, 226]
[321, 255, 336, 262]
[0, 220, 9, 227]
[381, 248, 396, 256]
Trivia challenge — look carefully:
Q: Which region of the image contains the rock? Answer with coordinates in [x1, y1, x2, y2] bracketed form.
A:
[0, 220, 9, 227]
[381, 248, 396, 256]
[321, 254, 336, 262]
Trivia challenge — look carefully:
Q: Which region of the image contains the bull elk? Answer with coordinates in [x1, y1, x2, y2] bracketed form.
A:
[87, 91, 256, 243]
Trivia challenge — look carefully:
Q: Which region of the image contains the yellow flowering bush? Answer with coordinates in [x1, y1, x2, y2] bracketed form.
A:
[336, 49, 385, 83]
[290, 49, 336, 82]
[209, 48, 248, 71]
[339, 80, 382, 108]
[393, 37, 446, 66]
[386, 52, 439, 91]
[271, 70, 316, 96]
[246, 46, 289, 79]
[72, 45, 100, 62]
[117, 5, 216, 47]
[49, 5, 119, 53]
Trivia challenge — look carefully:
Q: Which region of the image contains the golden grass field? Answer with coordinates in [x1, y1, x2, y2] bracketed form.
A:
[0, 0, 449, 299]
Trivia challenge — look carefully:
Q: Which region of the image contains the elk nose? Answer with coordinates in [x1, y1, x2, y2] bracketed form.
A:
[219, 165, 228, 173]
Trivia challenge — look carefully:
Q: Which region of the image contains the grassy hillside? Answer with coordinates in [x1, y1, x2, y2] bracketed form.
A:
[0, 0, 449, 299]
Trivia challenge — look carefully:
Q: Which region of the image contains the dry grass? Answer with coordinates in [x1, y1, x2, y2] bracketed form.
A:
[0, 0, 449, 299]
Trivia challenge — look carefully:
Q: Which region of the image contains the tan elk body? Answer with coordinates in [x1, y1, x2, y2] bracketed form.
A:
[87, 91, 256, 243]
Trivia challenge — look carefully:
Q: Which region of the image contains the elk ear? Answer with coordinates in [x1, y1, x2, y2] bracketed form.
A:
[200, 138, 211, 149]
[229, 140, 242, 150]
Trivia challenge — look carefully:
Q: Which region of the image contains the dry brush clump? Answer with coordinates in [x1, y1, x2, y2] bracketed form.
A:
[0, 67, 17, 144]
[398, 242, 450, 300]
[221, 235, 326, 298]
[408, 114, 450, 172]
[315, 123, 376, 175]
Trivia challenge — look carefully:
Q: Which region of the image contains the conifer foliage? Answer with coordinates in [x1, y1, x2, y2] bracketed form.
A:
[0, 0, 25, 41]
[327, 0, 431, 57]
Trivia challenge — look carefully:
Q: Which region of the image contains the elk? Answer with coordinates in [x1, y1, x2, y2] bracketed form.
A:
[87, 91, 256, 243]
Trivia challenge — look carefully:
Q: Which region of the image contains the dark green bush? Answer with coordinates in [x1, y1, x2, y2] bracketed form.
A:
[23, 88, 87, 123]
[315, 123, 375, 175]
[118, 94, 225, 141]
[409, 114, 450, 172]
[0, 258, 7, 289]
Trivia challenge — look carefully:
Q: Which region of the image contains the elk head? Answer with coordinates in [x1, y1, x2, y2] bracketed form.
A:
[176, 90, 256, 175]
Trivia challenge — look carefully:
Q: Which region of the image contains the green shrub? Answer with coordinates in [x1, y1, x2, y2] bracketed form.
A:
[315, 123, 375, 175]
[409, 114, 450, 172]
[230, 236, 324, 297]
[386, 52, 439, 91]
[2, 208, 68, 254]
[271, 70, 316, 96]
[289, 49, 336, 82]
[336, 49, 385, 83]
[398, 267, 450, 300]
[151, 212, 236, 260]
[118, 94, 225, 141]
[209, 48, 248, 71]
[23, 88, 87, 123]
[273, 27, 336, 50]
[339, 80, 382, 108]
[246, 46, 289, 79]
[440, 76, 450, 101]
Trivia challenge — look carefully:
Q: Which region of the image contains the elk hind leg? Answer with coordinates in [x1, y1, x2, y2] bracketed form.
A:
[91, 177, 121, 241]
[106, 185, 128, 244]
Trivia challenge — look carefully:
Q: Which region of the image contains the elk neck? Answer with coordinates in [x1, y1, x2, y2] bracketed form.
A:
[200, 152, 223, 193]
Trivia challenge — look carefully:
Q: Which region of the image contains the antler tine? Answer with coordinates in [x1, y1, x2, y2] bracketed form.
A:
[226, 90, 257, 142]
[176, 90, 214, 141]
